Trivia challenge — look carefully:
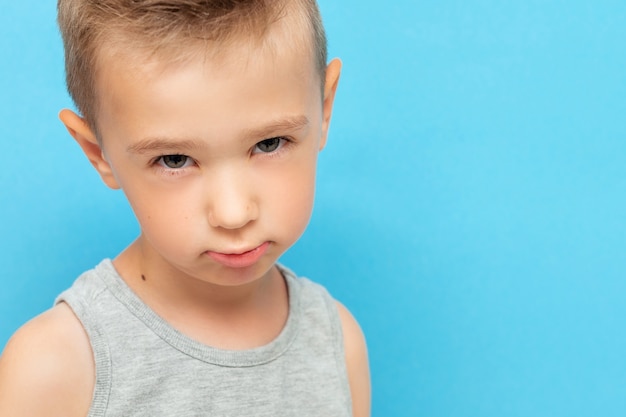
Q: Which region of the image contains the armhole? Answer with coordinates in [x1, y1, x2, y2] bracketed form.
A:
[321, 289, 354, 413]
[59, 292, 112, 417]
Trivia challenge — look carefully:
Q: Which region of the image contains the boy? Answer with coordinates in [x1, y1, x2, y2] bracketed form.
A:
[0, 0, 370, 416]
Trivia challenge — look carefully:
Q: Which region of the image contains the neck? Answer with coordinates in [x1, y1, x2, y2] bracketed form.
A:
[111, 237, 289, 349]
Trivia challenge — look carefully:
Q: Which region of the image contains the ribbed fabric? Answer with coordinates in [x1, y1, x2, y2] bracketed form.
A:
[55, 260, 352, 417]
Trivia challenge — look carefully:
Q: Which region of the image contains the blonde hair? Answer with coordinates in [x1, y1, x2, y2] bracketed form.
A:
[57, 0, 328, 131]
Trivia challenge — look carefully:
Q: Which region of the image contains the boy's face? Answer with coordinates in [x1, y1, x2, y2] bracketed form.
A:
[63, 34, 340, 287]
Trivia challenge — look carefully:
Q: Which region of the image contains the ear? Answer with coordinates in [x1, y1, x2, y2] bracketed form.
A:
[59, 109, 120, 189]
[319, 58, 342, 151]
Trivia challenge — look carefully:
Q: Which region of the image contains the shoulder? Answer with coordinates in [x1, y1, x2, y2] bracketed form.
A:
[335, 301, 371, 417]
[0, 303, 94, 417]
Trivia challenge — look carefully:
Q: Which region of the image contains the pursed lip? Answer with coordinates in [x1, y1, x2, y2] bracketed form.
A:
[205, 241, 270, 269]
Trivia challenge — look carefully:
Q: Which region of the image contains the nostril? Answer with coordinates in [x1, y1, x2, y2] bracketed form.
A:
[207, 201, 258, 230]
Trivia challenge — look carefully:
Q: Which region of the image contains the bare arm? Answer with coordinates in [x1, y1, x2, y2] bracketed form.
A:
[336, 301, 371, 417]
[0, 303, 94, 417]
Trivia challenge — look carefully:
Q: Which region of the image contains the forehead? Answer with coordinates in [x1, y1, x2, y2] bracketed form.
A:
[92, 7, 321, 116]
[92, 19, 322, 147]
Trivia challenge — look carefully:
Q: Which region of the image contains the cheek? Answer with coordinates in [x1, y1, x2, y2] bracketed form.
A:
[121, 181, 201, 245]
[267, 160, 318, 232]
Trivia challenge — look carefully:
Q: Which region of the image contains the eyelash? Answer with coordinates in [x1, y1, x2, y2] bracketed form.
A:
[150, 155, 195, 177]
[154, 154, 194, 168]
[252, 136, 291, 157]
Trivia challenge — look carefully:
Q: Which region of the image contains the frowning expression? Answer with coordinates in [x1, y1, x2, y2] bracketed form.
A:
[89, 34, 339, 286]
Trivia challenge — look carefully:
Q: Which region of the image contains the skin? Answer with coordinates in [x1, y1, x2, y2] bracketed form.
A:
[0, 16, 370, 417]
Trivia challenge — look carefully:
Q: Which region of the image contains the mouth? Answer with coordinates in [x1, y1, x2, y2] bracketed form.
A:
[205, 242, 270, 269]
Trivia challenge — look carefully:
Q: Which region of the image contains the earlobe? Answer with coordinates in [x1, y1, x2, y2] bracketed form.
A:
[58, 109, 120, 190]
[320, 58, 342, 151]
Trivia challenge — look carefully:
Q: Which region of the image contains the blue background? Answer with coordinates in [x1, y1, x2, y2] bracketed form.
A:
[1, 1, 625, 416]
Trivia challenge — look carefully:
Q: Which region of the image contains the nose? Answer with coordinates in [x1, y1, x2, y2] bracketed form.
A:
[206, 169, 258, 230]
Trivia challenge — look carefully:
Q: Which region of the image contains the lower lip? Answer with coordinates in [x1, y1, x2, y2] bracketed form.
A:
[206, 242, 270, 269]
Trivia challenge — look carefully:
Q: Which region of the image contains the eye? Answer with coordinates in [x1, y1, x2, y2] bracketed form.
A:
[157, 154, 193, 169]
[254, 137, 284, 153]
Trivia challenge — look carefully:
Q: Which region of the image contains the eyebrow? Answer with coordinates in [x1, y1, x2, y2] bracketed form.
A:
[241, 115, 310, 140]
[126, 115, 310, 155]
[127, 138, 206, 155]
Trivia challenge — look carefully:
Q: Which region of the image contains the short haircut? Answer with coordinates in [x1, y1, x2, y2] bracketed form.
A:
[57, 0, 328, 132]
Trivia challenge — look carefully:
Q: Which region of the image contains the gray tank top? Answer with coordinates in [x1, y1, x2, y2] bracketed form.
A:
[55, 260, 353, 417]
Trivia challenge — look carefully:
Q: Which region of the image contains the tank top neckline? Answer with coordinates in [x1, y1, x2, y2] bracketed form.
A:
[95, 259, 301, 367]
